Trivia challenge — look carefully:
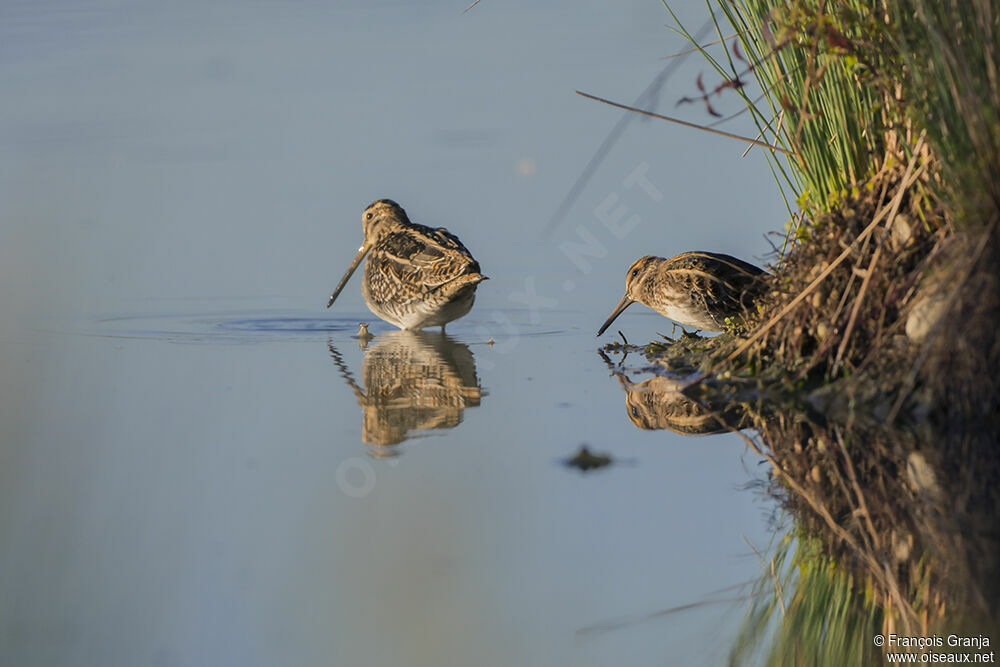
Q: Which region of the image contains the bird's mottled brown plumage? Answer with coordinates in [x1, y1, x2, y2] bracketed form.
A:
[327, 199, 487, 330]
[597, 251, 768, 335]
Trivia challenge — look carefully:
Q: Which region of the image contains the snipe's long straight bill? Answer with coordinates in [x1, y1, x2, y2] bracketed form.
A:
[327, 243, 371, 308]
[597, 295, 634, 336]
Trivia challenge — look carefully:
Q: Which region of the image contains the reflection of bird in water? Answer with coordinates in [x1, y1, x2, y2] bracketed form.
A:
[328, 330, 484, 451]
[326, 199, 487, 330]
[598, 252, 768, 335]
[604, 362, 748, 435]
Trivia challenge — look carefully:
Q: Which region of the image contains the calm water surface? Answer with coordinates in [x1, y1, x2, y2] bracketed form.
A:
[0, 2, 787, 665]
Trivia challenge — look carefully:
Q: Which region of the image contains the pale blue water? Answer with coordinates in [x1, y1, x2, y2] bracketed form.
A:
[0, 2, 787, 665]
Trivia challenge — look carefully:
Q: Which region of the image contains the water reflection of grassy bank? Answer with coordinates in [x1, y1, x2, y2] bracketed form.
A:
[600, 344, 998, 660]
[735, 416, 999, 660]
[731, 534, 882, 666]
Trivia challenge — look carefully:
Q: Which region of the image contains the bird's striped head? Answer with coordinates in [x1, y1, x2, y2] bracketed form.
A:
[622, 256, 662, 300]
[362, 199, 410, 244]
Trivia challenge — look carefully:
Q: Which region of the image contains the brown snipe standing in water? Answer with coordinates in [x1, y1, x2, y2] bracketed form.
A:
[327, 199, 487, 330]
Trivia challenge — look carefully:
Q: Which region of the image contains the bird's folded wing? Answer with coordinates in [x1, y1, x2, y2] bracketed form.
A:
[377, 229, 480, 293]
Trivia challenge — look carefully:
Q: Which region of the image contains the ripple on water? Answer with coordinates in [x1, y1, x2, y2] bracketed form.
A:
[86, 309, 572, 345]
[89, 312, 361, 345]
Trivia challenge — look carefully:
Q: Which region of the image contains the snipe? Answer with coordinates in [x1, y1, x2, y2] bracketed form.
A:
[327, 199, 487, 330]
[597, 251, 768, 335]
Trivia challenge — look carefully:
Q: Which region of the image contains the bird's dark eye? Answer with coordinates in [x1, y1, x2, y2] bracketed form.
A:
[366, 212, 374, 221]
[631, 269, 639, 277]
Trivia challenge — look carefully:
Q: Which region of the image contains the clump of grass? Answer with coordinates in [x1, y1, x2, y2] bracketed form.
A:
[888, 0, 1000, 227]
[728, 1, 890, 215]
[666, 0, 909, 221]
[657, 0, 999, 415]
[885, 0, 1000, 435]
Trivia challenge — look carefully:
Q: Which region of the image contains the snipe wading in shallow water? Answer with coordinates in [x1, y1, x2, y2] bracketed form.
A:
[596, 251, 769, 335]
[326, 199, 487, 330]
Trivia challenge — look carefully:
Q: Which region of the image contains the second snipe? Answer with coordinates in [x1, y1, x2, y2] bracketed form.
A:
[597, 252, 768, 335]
[327, 199, 487, 330]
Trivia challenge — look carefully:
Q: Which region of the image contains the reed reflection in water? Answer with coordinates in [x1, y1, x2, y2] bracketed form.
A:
[600, 348, 999, 663]
[328, 330, 484, 452]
